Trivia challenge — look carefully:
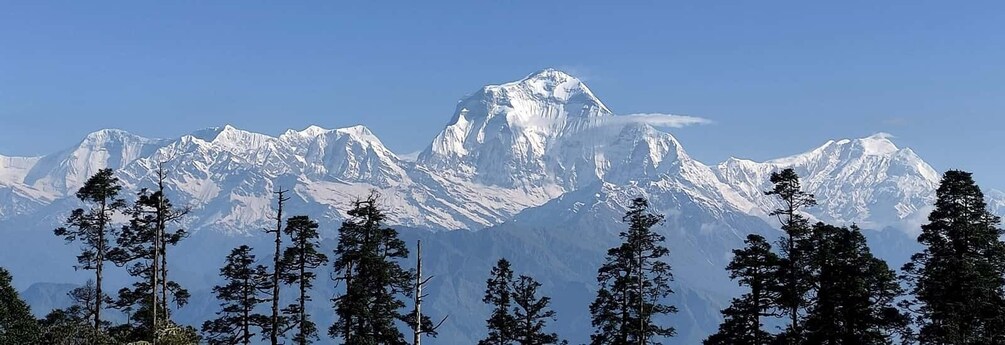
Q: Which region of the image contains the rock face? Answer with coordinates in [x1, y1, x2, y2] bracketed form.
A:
[2, 69, 1000, 345]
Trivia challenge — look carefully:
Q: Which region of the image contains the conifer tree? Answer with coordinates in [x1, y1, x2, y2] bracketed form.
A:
[280, 215, 329, 345]
[704, 234, 780, 345]
[266, 188, 290, 345]
[53, 168, 125, 331]
[511, 275, 563, 345]
[901, 170, 1005, 344]
[329, 193, 432, 344]
[150, 166, 190, 322]
[764, 168, 816, 343]
[480, 259, 516, 345]
[202, 245, 271, 345]
[589, 197, 676, 345]
[108, 185, 189, 341]
[40, 280, 118, 344]
[801, 223, 908, 345]
[0, 267, 40, 344]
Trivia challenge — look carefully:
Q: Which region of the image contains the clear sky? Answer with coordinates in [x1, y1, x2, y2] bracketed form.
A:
[2, 1, 1003, 188]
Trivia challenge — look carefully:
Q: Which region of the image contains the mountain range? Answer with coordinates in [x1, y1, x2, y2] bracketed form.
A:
[1, 69, 998, 344]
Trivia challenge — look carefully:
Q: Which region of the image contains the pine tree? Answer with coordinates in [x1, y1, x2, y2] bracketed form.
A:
[329, 193, 431, 345]
[704, 234, 780, 345]
[53, 168, 125, 331]
[480, 259, 516, 345]
[202, 245, 271, 345]
[764, 168, 816, 343]
[108, 185, 189, 341]
[801, 223, 908, 345]
[0, 267, 40, 343]
[151, 166, 190, 323]
[589, 197, 676, 345]
[280, 215, 329, 345]
[266, 188, 290, 345]
[511, 275, 563, 345]
[901, 170, 1005, 344]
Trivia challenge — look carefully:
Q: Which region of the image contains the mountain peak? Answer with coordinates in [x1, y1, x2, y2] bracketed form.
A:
[336, 124, 374, 137]
[856, 132, 899, 156]
[298, 125, 331, 137]
[520, 68, 578, 83]
[80, 128, 148, 144]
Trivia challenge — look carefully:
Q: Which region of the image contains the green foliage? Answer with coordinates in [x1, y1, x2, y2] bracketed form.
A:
[202, 245, 271, 345]
[704, 235, 780, 345]
[590, 197, 676, 345]
[511, 275, 563, 345]
[329, 193, 430, 345]
[480, 259, 517, 345]
[109, 187, 190, 342]
[53, 168, 126, 331]
[901, 170, 1005, 344]
[280, 215, 329, 345]
[801, 223, 908, 345]
[39, 279, 121, 344]
[480, 259, 564, 345]
[764, 168, 816, 341]
[153, 321, 201, 345]
[0, 267, 41, 343]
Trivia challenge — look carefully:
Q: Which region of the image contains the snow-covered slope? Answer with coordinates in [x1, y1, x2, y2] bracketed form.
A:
[4, 68, 1000, 345]
[0, 69, 981, 236]
[420, 68, 613, 187]
[716, 133, 941, 231]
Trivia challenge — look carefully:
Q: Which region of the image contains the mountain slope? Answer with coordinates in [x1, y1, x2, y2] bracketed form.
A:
[2, 69, 1000, 345]
[716, 133, 941, 231]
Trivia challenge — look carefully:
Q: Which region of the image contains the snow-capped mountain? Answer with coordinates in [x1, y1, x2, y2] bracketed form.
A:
[4, 68, 1004, 345]
[716, 133, 942, 231]
[0, 69, 987, 235]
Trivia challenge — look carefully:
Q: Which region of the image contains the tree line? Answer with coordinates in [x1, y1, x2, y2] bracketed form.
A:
[704, 168, 1005, 345]
[1, 166, 1003, 345]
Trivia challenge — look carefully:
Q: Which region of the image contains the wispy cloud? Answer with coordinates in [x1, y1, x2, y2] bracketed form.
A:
[605, 113, 713, 128]
[869, 132, 896, 140]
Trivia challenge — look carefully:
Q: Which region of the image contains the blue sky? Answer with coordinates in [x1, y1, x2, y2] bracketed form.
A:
[2, 1, 1004, 188]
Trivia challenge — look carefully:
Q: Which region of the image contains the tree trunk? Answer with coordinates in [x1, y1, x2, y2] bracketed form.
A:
[95, 199, 106, 332]
[413, 240, 422, 345]
[271, 188, 288, 345]
[299, 255, 307, 345]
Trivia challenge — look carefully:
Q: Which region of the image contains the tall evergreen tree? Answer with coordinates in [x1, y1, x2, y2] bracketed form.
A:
[764, 168, 816, 343]
[480, 259, 516, 345]
[901, 170, 1005, 344]
[53, 168, 125, 331]
[280, 215, 329, 345]
[329, 193, 432, 345]
[801, 223, 908, 345]
[151, 165, 190, 322]
[202, 245, 271, 345]
[704, 234, 780, 345]
[108, 185, 189, 341]
[266, 188, 290, 345]
[511, 275, 563, 345]
[0, 267, 40, 343]
[589, 197, 676, 345]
